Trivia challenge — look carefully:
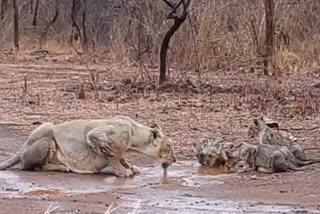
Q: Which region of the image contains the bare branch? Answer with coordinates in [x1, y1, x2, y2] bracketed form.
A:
[162, 0, 174, 8]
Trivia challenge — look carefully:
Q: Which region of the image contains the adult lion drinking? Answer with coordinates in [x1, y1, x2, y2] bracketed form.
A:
[0, 115, 176, 177]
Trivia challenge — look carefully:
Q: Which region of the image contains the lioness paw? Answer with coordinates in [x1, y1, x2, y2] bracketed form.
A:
[114, 168, 135, 178]
[130, 165, 141, 175]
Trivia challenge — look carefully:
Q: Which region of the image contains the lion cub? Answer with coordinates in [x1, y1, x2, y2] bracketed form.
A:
[194, 137, 231, 168]
[225, 142, 318, 173]
[194, 138, 317, 173]
[249, 116, 320, 163]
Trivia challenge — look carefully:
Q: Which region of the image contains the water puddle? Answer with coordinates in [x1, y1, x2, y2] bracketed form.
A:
[0, 160, 228, 198]
[0, 160, 319, 213]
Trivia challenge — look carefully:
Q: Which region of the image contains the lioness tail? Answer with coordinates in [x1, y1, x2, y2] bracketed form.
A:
[0, 155, 20, 170]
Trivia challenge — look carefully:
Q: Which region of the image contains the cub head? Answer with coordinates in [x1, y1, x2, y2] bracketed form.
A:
[145, 123, 176, 168]
[193, 138, 228, 168]
[248, 115, 278, 138]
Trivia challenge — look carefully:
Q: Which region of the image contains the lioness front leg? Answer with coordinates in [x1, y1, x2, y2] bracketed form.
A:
[120, 158, 141, 175]
[106, 157, 134, 178]
[39, 163, 70, 172]
[87, 126, 135, 178]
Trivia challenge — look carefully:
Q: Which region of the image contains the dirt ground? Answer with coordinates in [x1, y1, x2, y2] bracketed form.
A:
[0, 54, 320, 213]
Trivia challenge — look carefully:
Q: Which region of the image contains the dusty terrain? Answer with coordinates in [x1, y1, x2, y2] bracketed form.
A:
[0, 54, 320, 213]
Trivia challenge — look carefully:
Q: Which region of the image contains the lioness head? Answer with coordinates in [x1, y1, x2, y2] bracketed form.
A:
[145, 123, 176, 168]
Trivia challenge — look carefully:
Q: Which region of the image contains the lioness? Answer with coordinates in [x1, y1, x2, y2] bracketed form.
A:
[249, 116, 320, 163]
[0, 115, 176, 177]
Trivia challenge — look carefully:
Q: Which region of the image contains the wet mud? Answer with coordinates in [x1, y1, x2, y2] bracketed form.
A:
[0, 129, 320, 213]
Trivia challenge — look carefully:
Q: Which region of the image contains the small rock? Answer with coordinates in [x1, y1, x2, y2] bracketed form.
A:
[250, 175, 257, 180]
[182, 193, 193, 197]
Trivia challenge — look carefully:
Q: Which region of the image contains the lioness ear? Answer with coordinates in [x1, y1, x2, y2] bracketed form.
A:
[151, 128, 161, 140]
[150, 123, 161, 130]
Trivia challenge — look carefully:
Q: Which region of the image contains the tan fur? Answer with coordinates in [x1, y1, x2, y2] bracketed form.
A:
[0, 115, 176, 178]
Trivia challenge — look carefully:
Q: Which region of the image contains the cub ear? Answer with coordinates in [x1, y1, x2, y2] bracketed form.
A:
[193, 141, 198, 148]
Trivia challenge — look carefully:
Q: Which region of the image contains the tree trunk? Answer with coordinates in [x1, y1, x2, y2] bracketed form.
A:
[40, 0, 59, 47]
[159, 19, 186, 84]
[1, 0, 8, 21]
[159, 0, 190, 85]
[13, 0, 19, 50]
[32, 0, 39, 26]
[70, 0, 81, 45]
[82, 0, 88, 51]
[264, 0, 275, 76]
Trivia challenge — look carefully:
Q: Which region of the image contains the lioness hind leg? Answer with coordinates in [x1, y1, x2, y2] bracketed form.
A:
[120, 158, 141, 175]
[21, 137, 56, 170]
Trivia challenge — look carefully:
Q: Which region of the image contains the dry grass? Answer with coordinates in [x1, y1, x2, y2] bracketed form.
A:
[0, 1, 320, 75]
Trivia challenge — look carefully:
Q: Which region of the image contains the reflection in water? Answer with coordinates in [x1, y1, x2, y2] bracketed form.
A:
[24, 188, 67, 197]
[197, 165, 232, 176]
[0, 161, 231, 198]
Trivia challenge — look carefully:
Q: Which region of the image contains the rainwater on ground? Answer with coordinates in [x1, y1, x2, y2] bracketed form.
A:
[0, 159, 319, 214]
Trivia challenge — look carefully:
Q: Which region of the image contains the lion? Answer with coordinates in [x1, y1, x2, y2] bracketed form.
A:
[0, 115, 176, 178]
[194, 137, 230, 168]
[194, 138, 318, 173]
[225, 142, 319, 173]
[248, 116, 297, 142]
[249, 115, 320, 163]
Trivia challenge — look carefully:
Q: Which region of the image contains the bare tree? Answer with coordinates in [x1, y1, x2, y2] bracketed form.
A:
[70, 0, 88, 52]
[82, 0, 88, 51]
[264, 0, 275, 76]
[70, 0, 81, 45]
[159, 0, 191, 85]
[32, 0, 39, 26]
[40, 0, 60, 47]
[1, 0, 8, 21]
[13, 0, 19, 50]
